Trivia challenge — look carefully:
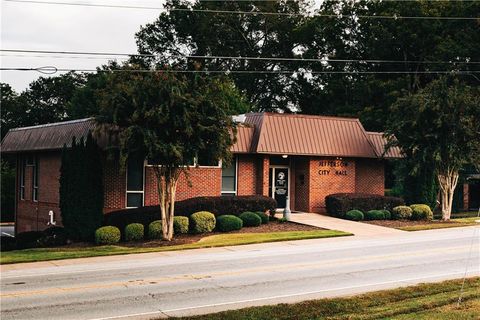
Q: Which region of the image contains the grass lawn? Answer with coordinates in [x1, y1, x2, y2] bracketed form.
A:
[171, 277, 480, 320]
[0, 230, 350, 265]
[398, 217, 480, 231]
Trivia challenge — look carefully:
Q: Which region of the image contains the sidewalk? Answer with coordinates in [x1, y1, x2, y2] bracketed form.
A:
[290, 212, 405, 237]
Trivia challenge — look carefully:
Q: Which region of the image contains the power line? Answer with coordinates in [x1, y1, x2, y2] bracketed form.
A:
[4, 0, 479, 20]
[1, 67, 479, 75]
[2, 49, 478, 65]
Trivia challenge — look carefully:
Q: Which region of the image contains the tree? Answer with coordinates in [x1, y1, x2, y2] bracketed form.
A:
[387, 77, 480, 220]
[96, 65, 245, 240]
[60, 134, 104, 240]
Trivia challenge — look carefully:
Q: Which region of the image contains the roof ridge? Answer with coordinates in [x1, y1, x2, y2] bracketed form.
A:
[258, 112, 360, 122]
[10, 118, 95, 131]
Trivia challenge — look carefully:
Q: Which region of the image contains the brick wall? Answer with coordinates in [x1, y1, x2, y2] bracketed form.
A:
[293, 157, 309, 212]
[355, 158, 385, 195]
[237, 155, 257, 195]
[256, 156, 270, 196]
[103, 158, 125, 212]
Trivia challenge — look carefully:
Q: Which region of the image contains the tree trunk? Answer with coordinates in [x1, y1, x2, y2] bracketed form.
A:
[437, 168, 459, 221]
[154, 166, 181, 241]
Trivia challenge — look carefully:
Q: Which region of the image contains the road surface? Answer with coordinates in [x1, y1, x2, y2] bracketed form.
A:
[1, 226, 479, 320]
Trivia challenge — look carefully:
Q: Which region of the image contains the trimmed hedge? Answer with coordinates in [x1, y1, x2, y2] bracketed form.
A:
[326, 193, 404, 218]
[95, 226, 121, 245]
[239, 211, 262, 227]
[410, 204, 433, 221]
[255, 211, 269, 224]
[125, 223, 144, 241]
[173, 216, 189, 234]
[216, 215, 243, 232]
[365, 210, 385, 220]
[103, 195, 276, 231]
[1, 236, 16, 251]
[392, 206, 413, 220]
[190, 211, 216, 233]
[15, 231, 43, 249]
[381, 209, 392, 220]
[38, 227, 68, 247]
[345, 210, 364, 221]
[148, 220, 162, 239]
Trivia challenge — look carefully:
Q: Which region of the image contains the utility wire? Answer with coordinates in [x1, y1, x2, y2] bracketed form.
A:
[2, 49, 478, 65]
[3, 0, 479, 20]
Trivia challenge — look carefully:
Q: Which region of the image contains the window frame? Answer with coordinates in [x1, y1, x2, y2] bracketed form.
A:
[32, 156, 39, 202]
[221, 156, 238, 196]
[125, 158, 146, 209]
[19, 157, 26, 200]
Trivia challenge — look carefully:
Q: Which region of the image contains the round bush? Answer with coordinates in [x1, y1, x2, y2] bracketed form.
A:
[38, 226, 68, 247]
[392, 206, 413, 220]
[216, 215, 243, 232]
[345, 210, 364, 221]
[255, 211, 269, 224]
[148, 220, 163, 239]
[95, 226, 121, 245]
[174, 216, 189, 234]
[125, 223, 144, 241]
[190, 211, 216, 233]
[381, 209, 392, 220]
[239, 211, 262, 227]
[365, 210, 385, 221]
[410, 204, 433, 221]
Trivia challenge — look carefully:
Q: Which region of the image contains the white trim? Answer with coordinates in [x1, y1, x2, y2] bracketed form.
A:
[125, 160, 146, 209]
[269, 165, 290, 209]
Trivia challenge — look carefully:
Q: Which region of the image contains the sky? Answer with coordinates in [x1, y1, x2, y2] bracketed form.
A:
[1, 0, 165, 91]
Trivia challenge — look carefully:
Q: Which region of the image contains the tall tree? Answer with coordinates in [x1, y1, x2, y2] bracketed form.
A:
[387, 77, 480, 220]
[96, 65, 245, 240]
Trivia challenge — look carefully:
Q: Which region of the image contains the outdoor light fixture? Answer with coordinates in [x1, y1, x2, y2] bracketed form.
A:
[282, 154, 288, 158]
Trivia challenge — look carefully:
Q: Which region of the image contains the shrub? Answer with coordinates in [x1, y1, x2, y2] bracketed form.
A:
[216, 215, 243, 232]
[255, 211, 269, 224]
[148, 220, 163, 239]
[392, 206, 413, 220]
[325, 193, 404, 218]
[125, 223, 144, 241]
[1, 236, 16, 251]
[95, 226, 121, 245]
[190, 211, 216, 233]
[239, 211, 262, 227]
[364, 210, 385, 221]
[410, 204, 433, 221]
[278, 217, 288, 223]
[15, 231, 43, 249]
[38, 227, 68, 247]
[104, 196, 277, 231]
[381, 209, 392, 220]
[345, 210, 364, 221]
[173, 216, 189, 234]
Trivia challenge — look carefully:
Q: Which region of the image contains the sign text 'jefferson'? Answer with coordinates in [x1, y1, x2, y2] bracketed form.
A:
[318, 160, 349, 176]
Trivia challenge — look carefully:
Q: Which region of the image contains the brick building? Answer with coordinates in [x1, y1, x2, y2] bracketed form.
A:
[3, 113, 409, 233]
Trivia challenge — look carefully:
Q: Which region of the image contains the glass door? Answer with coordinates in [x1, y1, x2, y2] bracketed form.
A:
[270, 167, 289, 208]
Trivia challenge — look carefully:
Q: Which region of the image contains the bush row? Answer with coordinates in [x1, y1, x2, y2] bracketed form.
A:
[326, 193, 404, 218]
[1, 226, 69, 251]
[344, 204, 433, 222]
[103, 195, 276, 232]
[96, 211, 270, 244]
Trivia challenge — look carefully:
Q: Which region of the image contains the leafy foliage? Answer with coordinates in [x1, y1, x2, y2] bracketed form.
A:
[392, 206, 413, 220]
[148, 221, 163, 239]
[0, 159, 15, 222]
[345, 210, 364, 221]
[173, 216, 189, 234]
[410, 204, 433, 221]
[125, 223, 144, 241]
[95, 226, 121, 245]
[216, 215, 243, 232]
[239, 212, 262, 227]
[325, 193, 404, 218]
[190, 211, 216, 233]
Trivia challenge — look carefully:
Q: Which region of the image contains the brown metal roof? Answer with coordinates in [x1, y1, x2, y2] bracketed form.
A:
[1, 118, 96, 153]
[231, 125, 254, 153]
[366, 132, 403, 159]
[244, 113, 378, 158]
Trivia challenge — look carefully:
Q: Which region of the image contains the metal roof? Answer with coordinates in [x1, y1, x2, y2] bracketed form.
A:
[1, 118, 96, 153]
[244, 113, 379, 158]
[231, 125, 254, 153]
[366, 132, 403, 159]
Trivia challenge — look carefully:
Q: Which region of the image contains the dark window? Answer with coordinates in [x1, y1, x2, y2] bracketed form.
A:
[32, 156, 39, 201]
[221, 158, 236, 195]
[197, 153, 219, 167]
[20, 158, 26, 200]
[126, 156, 144, 208]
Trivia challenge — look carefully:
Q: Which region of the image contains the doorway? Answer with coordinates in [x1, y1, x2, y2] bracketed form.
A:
[269, 166, 290, 209]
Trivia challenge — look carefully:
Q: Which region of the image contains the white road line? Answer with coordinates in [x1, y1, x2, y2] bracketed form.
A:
[87, 271, 479, 320]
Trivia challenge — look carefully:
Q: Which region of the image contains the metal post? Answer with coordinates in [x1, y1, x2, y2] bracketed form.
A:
[283, 195, 291, 221]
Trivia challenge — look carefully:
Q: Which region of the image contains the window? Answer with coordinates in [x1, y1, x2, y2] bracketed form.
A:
[32, 156, 39, 201]
[221, 157, 237, 196]
[20, 158, 26, 200]
[196, 153, 220, 167]
[126, 156, 145, 208]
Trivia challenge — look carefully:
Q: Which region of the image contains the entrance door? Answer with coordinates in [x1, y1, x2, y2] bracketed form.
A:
[270, 167, 289, 208]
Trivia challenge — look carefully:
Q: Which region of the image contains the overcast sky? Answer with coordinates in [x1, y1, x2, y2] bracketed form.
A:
[1, 0, 165, 91]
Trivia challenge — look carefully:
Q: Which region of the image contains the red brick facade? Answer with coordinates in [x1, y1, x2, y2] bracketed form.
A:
[14, 151, 390, 233]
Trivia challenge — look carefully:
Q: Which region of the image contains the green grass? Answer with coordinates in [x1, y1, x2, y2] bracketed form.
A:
[0, 230, 350, 265]
[399, 217, 480, 231]
[170, 278, 480, 320]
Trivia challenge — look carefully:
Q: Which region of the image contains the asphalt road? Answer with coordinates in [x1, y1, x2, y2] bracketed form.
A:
[1, 226, 479, 320]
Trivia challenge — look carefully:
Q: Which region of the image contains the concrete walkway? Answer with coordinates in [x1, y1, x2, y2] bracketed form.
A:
[290, 212, 405, 236]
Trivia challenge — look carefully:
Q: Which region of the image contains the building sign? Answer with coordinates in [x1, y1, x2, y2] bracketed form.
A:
[318, 160, 349, 176]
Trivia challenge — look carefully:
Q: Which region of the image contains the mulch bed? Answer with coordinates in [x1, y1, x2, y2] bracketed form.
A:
[64, 220, 323, 249]
[363, 219, 458, 228]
